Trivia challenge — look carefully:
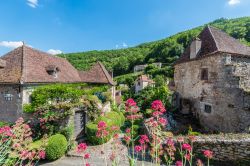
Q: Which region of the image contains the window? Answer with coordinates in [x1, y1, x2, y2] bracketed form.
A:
[204, 104, 212, 113]
[201, 68, 208, 80]
[4, 94, 13, 101]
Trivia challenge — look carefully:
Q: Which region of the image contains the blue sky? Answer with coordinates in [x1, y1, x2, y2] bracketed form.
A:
[0, 0, 250, 55]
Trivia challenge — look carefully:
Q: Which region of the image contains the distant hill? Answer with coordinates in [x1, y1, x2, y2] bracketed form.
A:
[60, 17, 250, 76]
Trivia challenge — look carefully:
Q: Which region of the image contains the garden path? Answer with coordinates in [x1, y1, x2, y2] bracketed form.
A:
[41, 135, 152, 166]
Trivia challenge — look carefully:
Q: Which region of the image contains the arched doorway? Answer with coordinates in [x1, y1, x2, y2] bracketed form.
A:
[74, 111, 87, 140]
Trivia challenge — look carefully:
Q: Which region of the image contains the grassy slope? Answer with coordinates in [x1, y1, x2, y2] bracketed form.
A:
[61, 17, 250, 76]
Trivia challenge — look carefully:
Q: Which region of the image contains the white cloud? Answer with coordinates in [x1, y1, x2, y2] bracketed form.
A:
[0, 41, 23, 48]
[228, 0, 241, 5]
[122, 42, 128, 48]
[27, 0, 38, 8]
[47, 49, 63, 55]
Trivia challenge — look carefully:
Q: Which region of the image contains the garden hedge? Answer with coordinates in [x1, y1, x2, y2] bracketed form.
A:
[45, 134, 67, 160]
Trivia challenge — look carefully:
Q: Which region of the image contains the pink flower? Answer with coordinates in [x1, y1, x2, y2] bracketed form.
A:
[38, 150, 46, 159]
[151, 100, 166, 113]
[140, 135, 149, 142]
[97, 121, 107, 129]
[126, 98, 137, 107]
[125, 128, 131, 133]
[196, 159, 203, 166]
[111, 126, 119, 131]
[84, 153, 90, 159]
[124, 135, 131, 144]
[158, 117, 168, 126]
[134, 145, 142, 153]
[166, 138, 175, 147]
[86, 163, 90, 166]
[182, 143, 192, 151]
[184, 153, 191, 161]
[177, 137, 184, 143]
[152, 111, 163, 117]
[203, 150, 213, 159]
[20, 150, 29, 160]
[77, 143, 87, 153]
[113, 133, 119, 139]
[175, 161, 183, 166]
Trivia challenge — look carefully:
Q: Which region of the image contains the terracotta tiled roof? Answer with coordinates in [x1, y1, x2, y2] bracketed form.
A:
[175, 26, 250, 64]
[0, 45, 81, 84]
[78, 62, 115, 86]
[137, 75, 155, 83]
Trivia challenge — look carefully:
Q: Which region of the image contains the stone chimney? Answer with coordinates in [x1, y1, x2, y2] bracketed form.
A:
[190, 38, 202, 59]
[0, 59, 6, 68]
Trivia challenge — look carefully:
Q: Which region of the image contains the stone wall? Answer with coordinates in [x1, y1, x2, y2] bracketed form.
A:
[174, 53, 250, 132]
[193, 134, 250, 161]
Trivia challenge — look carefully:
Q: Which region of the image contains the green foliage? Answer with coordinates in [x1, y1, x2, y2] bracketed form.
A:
[81, 95, 102, 121]
[45, 134, 67, 160]
[0, 121, 10, 127]
[23, 104, 33, 113]
[61, 17, 250, 77]
[31, 84, 83, 108]
[134, 85, 172, 111]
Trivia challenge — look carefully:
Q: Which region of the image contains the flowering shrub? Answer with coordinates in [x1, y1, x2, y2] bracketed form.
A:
[0, 118, 46, 166]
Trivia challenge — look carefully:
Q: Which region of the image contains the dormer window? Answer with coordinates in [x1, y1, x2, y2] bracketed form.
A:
[46, 65, 60, 78]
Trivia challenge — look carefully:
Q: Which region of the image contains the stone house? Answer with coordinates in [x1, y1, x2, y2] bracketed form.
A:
[135, 75, 155, 93]
[174, 26, 250, 133]
[134, 63, 162, 73]
[0, 45, 115, 123]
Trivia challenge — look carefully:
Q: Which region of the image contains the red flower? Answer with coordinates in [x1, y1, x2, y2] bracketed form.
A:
[184, 153, 191, 161]
[38, 150, 46, 159]
[203, 150, 213, 159]
[124, 135, 131, 144]
[182, 143, 192, 151]
[84, 153, 90, 159]
[97, 121, 107, 129]
[77, 143, 87, 153]
[152, 111, 163, 117]
[126, 98, 137, 107]
[151, 100, 166, 113]
[134, 145, 142, 153]
[125, 128, 131, 133]
[111, 126, 119, 131]
[86, 163, 90, 166]
[175, 161, 183, 166]
[158, 117, 168, 126]
[113, 133, 119, 139]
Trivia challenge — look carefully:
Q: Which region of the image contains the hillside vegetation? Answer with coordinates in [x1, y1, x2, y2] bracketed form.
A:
[61, 17, 250, 77]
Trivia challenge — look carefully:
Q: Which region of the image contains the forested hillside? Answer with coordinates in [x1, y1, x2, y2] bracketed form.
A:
[61, 17, 250, 76]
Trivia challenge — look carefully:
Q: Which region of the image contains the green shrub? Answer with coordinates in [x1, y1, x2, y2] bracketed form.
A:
[86, 122, 112, 145]
[45, 134, 67, 160]
[59, 125, 74, 141]
[0, 121, 10, 127]
[23, 104, 34, 113]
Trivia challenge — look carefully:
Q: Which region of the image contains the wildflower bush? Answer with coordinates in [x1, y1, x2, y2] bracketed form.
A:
[45, 134, 68, 160]
[86, 111, 125, 145]
[0, 118, 46, 166]
[122, 98, 214, 166]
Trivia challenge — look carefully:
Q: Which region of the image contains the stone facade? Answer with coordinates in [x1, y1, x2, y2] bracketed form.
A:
[0, 84, 22, 122]
[174, 53, 250, 132]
